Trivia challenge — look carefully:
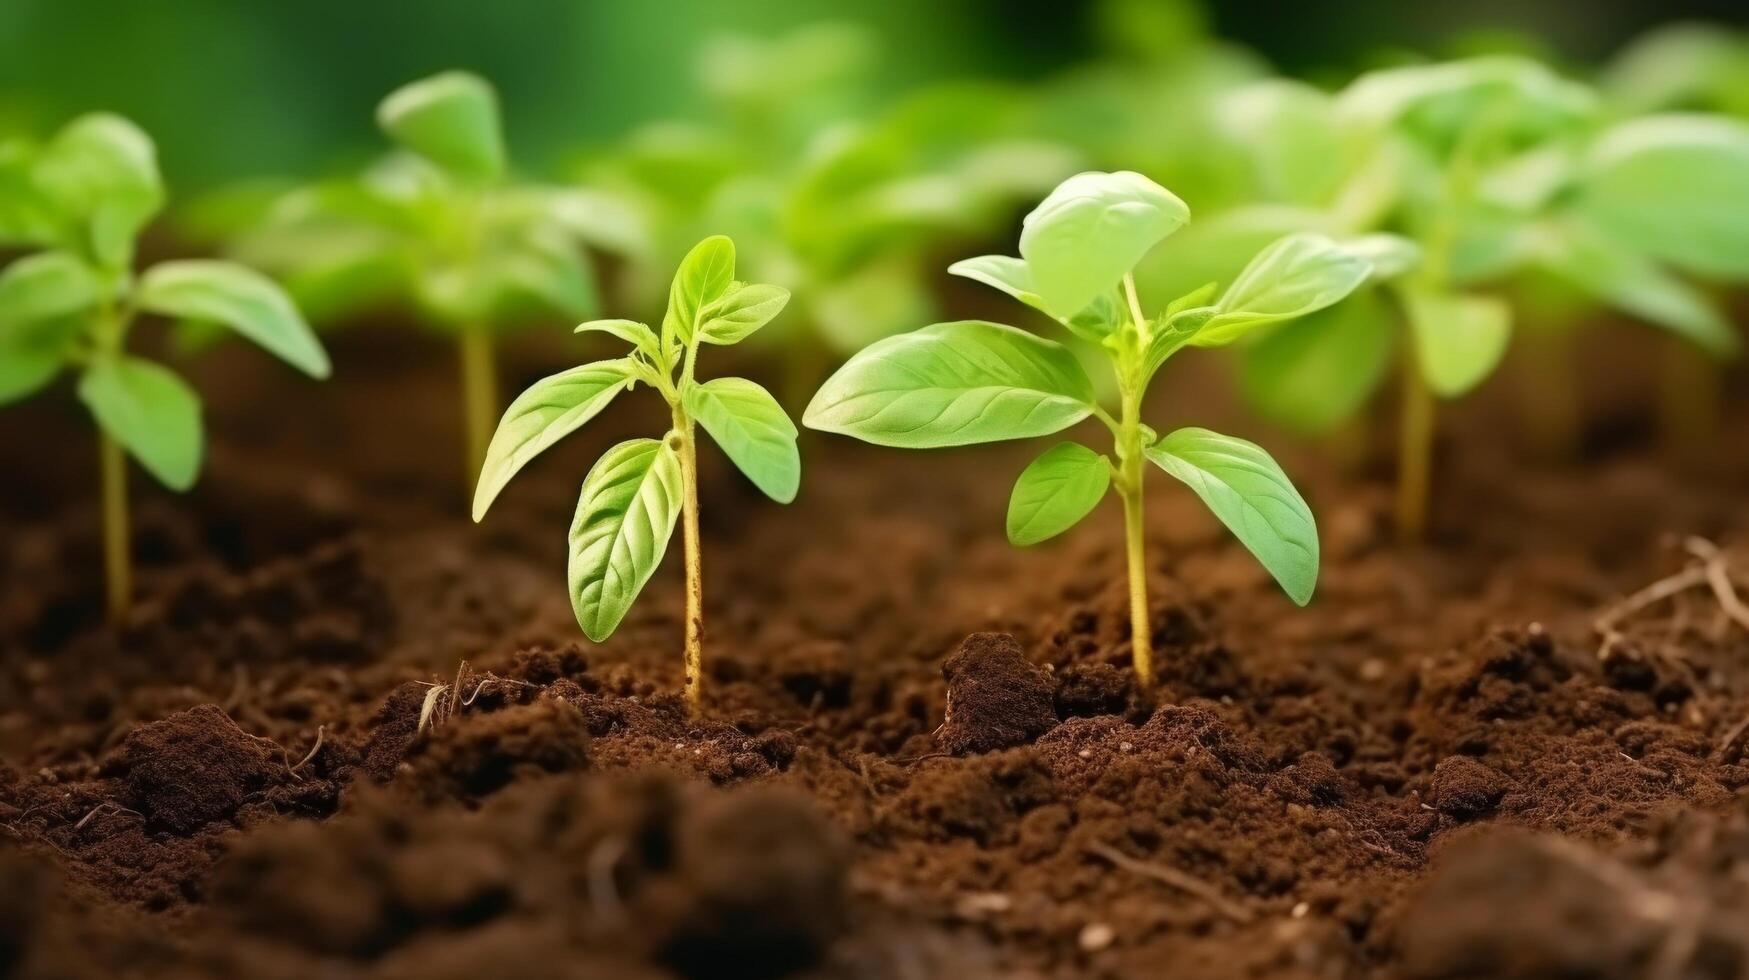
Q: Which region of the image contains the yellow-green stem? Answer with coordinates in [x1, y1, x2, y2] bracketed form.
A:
[1516, 324, 1581, 461]
[1658, 340, 1719, 466]
[1118, 454, 1152, 693]
[459, 327, 498, 484]
[673, 410, 705, 713]
[99, 429, 130, 624]
[1395, 354, 1435, 543]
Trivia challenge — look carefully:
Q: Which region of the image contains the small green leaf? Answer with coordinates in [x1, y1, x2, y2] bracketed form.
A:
[1344, 234, 1422, 281]
[698, 282, 789, 345]
[1019, 171, 1189, 319]
[685, 377, 799, 503]
[946, 254, 1117, 342]
[1574, 114, 1749, 280]
[576, 318, 660, 357]
[1006, 441, 1110, 546]
[663, 235, 736, 346]
[1237, 291, 1395, 435]
[472, 359, 633, 520]
[1402, 288, 1512, 397]
[494, 225, 598, 319]
[1193, 234, 1373, 347]
[77, 356, 203, 490]
[568, 437, 684, 642]
[1165, 282, 1219, 317]
[804, 320, 1096, 448]
[136, 260, 331, 378]
[0, 250, 102, 325]
[33, 113, 164, 268]
[377, 71, 505, 181]
[1146, 427, 1318, 606]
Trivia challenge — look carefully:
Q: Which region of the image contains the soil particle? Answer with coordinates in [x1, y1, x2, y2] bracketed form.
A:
[937, 633, 1058, 754]
[1426, 756, 1510, 819]
[112, 704, 283, 834]
[400, 695, 591, 801]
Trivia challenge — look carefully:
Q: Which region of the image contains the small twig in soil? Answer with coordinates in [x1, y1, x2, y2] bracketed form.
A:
[72, 802, 143, 834]
[1684, 537, 1749, 634]
[1594, 537, 1749, 658]
[459, 674, 537, 707]
[1086, 842, 1253, 924]
[289, 726, 325, 776]
[417, 684, 449, 736]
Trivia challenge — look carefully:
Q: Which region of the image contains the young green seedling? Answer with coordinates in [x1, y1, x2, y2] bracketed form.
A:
[805, 171, 1371, 693]
[0, 114, 329, 620]
[220, 71, 604, 483]
[472, 236, 797, 713]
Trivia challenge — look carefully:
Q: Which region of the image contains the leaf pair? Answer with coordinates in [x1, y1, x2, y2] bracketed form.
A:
[474, 236, 797, 642]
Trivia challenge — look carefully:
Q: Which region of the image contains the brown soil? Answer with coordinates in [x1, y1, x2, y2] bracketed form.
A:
[3, 318, 1749, 979]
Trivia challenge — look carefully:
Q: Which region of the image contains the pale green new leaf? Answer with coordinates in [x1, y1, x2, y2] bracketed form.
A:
[1237, 291, 1395, 435]
[1343, 234, 1422, 282]
[1006, 441, 1110, 546]
[685, 377, 799, 503]
[575, 318, 660, 357]
[663, 235, 736, 346]
[472, 359, 633, 520]
[698, 282, 789, 345]
[1018, 171, 1189, 318]
[77, 356, 203, 490]
[33, 114, 164, 268]
[377, 71, 505, 181]
[1146, 428, 1318, 606]
[946, 254, 1118, 342]
[567, 437, 683, 642]
[1193, 234, 1373, 347]
[1402, 288, 1512, 397]
[804, 320, 1096, 448]
[1574, 114, 1749, 280]
[0, 250, 102, 325]
[136, 260, 331, 378]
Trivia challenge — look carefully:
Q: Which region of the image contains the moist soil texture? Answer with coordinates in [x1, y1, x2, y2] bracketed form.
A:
[3, 317, 1749, 980]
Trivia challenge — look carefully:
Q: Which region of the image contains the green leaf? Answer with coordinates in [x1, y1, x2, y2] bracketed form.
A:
[0, 342, 64, 405]
[1018, 171, 1189, 319]
[1344, 234, 1422, 281]
[1145, 427, 1318, 605]
[567, 437, 684, 642]
[685, 377, 800, 503]
[1402, 288, 1512, 397]
[698, 282, 789, 345]
[1006, 441, 1110, 546]
[493, 225, 598, 319]
[947, 254, 1118, 342]
[1218, 79, 1347, 205]
[1237, 291, 1395, 435]
[1166, 282, 1219, 317]
[136, 260, 330, 378]
[377, 71, 505, 181]
[1193, 234, 1373, 347]
[77, 356, 202, 490]
[804, 320, 1096, 448]
[1574, 114, 1749, 281]
[576, 318, 660, 357]
[472, 359, 633, 520]
[811, 257, 936, 354]
[662, 235, 736, 347]
[1532, 221, 1738, 357]
[33, 114, 164, 268]
[0, 250, 102, 325]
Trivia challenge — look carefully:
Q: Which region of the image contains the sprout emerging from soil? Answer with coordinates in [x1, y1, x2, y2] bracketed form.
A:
[0, 114, 329, 621]
[473, 236, 799, 712]
[805, 171, 1372, 693]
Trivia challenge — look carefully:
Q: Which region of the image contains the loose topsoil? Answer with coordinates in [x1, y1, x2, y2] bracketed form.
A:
[3, 313, 1749, 980]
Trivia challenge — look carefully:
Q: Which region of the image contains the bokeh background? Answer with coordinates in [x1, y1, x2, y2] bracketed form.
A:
[3, 0, 1744, 191]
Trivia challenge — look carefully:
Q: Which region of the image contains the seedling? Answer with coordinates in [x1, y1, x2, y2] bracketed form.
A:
[1165, 57, 1747, 535]
[805, 171, 1371, 693]
[222, 71, 605, 480]
[472, 236, 797, 712]
[0, 114, 329, 620]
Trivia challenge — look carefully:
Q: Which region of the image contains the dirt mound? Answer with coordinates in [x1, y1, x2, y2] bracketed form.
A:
[937, 632, 1058, 754]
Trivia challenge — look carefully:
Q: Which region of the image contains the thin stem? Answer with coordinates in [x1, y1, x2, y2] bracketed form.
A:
[1395, 351, 1435, 543]
[1516, 323, 1581, 461]
[1658, 339, 1718, 466]
[99, 428, 130, 624]
[459, 327, 498, 484]
[1111, 305, 1153, 692]
[672, 404, 705, 714]
[1122, 274, 1149, 335]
